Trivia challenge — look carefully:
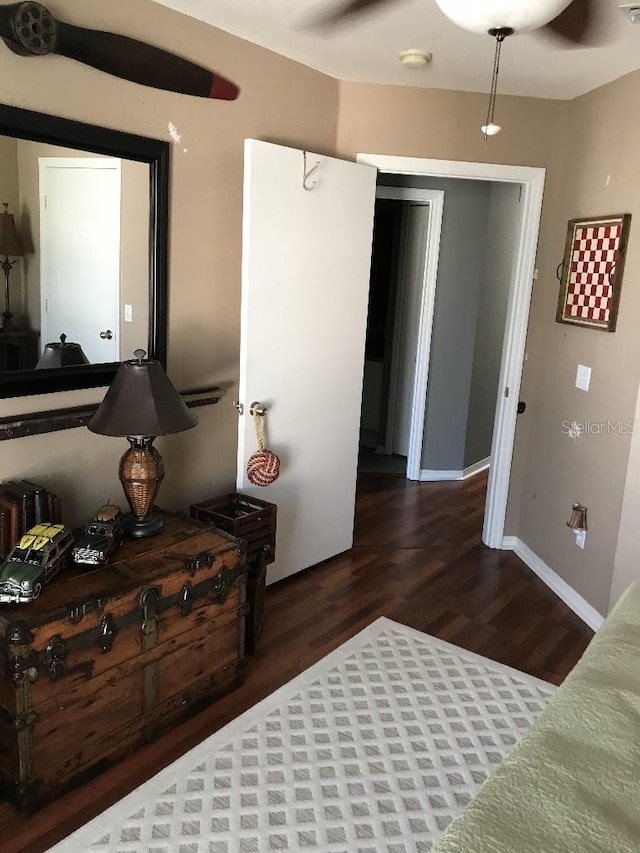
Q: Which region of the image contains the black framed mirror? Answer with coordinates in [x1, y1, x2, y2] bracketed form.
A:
[0, 103, 168, 398]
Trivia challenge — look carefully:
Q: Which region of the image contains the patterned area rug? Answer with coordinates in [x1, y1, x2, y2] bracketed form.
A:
[50, 618, 556, 853]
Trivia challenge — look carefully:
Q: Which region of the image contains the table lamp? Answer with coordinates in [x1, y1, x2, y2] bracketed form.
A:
[0, 202, 24, 331]
[88, 349, 198, 537]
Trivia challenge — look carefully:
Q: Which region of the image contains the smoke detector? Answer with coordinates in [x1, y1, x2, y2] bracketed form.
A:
[619, 3, 640, 23]
[399, 49, 433, 68]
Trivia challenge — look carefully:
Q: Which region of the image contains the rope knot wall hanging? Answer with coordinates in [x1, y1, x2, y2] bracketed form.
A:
[247, 403, 280, 486]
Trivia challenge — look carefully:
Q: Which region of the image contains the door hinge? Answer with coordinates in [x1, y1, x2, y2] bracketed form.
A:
[504, 386, 510, 398]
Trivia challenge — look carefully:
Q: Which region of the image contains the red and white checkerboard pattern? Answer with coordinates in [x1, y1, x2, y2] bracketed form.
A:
[564, 221, 620, 326]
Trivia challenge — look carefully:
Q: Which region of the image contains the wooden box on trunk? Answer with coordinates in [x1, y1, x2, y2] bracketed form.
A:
[190, 494, 276, 652]
[0, 514, 247, 812]
[190, 494, 276, 566]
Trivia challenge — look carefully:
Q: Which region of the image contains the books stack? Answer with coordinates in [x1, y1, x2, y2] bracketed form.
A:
[0, 481, 63, 559]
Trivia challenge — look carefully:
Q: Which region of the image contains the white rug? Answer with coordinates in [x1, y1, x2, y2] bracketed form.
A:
[49, 618, 556, 853]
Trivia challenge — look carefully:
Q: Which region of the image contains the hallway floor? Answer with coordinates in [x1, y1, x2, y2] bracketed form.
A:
[358, 444, 407, 475]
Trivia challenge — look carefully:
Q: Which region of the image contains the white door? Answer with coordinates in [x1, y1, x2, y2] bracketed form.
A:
[40, 158, 121, 364]
[238, 139, 377, 584]
[390, 204, 431, 457]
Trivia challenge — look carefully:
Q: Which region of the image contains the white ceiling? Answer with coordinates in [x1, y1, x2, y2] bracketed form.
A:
[151, 0, 640, 100]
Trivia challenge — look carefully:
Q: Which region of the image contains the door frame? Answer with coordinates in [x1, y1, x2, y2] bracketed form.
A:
[375, 186, 444, 480]
[357, 154, 545, 549]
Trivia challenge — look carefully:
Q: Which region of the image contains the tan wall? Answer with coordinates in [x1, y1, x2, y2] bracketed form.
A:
[119, 159, 150, 359]
[0, 135, 18, 201]
[516, 71, 640, 615]
[336, 80, 639, 616]
[335, 82, 574, 548]
[337, 93, 568, 493]
[0, 134, 24, 323]
[0, 0, 338, 527]
[611, 387, 640, 609]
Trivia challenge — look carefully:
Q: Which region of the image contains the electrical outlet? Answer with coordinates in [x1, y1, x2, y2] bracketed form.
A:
[575, 529, 586, 549]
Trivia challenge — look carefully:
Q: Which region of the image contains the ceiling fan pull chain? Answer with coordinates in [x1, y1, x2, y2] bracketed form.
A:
[483, 27, 513, 140]
[485, 36, 501, 134]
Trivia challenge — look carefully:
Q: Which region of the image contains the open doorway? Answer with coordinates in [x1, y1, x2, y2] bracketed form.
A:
[359, 185, 444, 478]
[356, 155, 545, 549]
[359, 175, 523, 488]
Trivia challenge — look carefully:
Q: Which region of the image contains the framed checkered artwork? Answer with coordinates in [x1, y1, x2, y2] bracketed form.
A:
[556, 213, 631, 332]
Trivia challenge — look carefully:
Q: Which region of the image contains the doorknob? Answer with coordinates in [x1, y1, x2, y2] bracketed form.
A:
[100, 330, 113, 340]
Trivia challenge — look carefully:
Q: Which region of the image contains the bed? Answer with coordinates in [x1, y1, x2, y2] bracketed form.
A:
[432, 579, 640, 853]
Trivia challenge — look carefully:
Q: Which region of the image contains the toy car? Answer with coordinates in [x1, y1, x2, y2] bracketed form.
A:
[0, 523, 74, 604]
[72, 504, 124, 567]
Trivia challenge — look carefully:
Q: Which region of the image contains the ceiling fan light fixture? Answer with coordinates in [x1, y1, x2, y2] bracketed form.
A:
[399, 49, 433, 68]
[433, 0, 574, 33]
[619, 3, 640, 24]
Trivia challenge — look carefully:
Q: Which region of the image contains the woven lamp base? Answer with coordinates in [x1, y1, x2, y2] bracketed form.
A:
[119, 437, 165, 537]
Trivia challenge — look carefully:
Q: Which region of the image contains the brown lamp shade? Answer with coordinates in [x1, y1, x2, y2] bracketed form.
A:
[88, 350, 198, 437]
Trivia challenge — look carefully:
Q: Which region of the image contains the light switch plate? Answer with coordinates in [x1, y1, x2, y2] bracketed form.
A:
[124, 304, 133, 323]
[576, 364, 591, 392]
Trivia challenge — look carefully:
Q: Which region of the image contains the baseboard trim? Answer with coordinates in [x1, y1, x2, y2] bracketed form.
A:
[502, 536, 604, 631]
[419, 457, 490, 482]
[419, 469, 462, 481]
[462, 457, 490, 479]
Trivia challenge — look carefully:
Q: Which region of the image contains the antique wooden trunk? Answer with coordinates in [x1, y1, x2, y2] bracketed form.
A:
[0, 514, 247, 812]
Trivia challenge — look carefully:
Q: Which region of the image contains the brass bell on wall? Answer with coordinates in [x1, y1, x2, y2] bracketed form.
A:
[567, 503, 588, 531]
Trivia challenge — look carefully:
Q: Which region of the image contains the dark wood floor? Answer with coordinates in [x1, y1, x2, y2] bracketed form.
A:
[2, 473, 594, 853]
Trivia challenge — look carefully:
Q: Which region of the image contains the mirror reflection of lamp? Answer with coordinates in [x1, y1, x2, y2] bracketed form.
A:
[35, 333, 90, 369]
[88, 349, 198, 538]
[0, 202, 24, 331]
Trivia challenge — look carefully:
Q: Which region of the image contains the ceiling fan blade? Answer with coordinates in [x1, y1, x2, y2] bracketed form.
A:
[309, 0, 398, 30]
[541, 0, 599, 46]
[0, 2, 238, 100]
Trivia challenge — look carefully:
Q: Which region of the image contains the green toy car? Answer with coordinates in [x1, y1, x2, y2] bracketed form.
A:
[0, 523, 74, 604]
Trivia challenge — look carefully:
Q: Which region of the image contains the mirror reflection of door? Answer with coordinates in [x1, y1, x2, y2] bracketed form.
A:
[39, 158, 121, 364]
